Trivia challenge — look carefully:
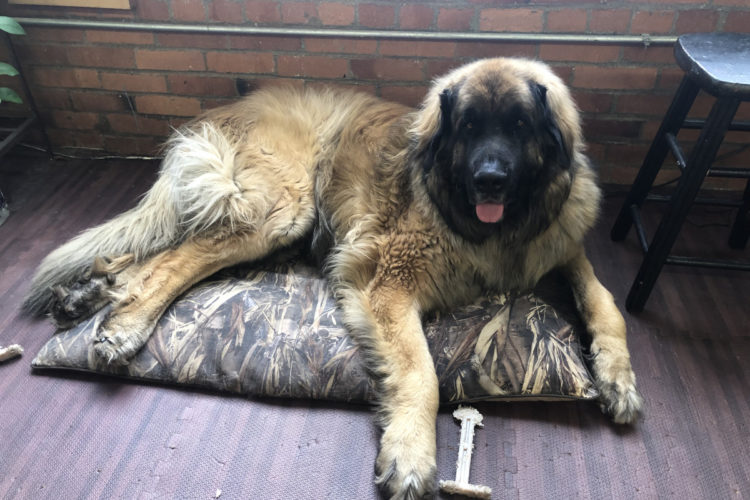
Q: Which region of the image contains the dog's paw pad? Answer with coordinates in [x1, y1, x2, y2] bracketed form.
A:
[375, 448, 436, 499]
[92, 325, 140, 365]
[598, 379, 643, 424]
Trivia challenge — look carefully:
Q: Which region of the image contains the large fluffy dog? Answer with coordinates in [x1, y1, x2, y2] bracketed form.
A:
[24, 58, 642, 499]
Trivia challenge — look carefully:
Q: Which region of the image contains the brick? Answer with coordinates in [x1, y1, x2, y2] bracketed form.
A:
[715, 143, 750, 166]
[167, 75, 237, 96]
[31, 68, 100, 89]
[424, 60, 461, 80]
[85, 30, 155, 45]
[248, 77, 305, 90]
[586, 119, 643, 145]
[616, 93, 671, 116]
[306, 80, 375, 96]
[597, 163, 638, 186]
[657, 68, 684, 90]
[50, 110, 101, 130]
[603, 144, 651, 170]
[67, 46, 135, 69]
[640, 119, 661, 141]
[136, 0, 170, 21]
[630, 11, 674, 34]
[100, 72, 168, 93]
[70, 91, 129, 112]
[318, 2, 355, 26]
[585, 142, 606, 165]
[104, 136, 164, 156]
[304, 38, 377, 54]
[675, 10, 719, 34]
[400, 4, 434, 30]
[229, 35, 301, 51]
[571, 91, 612, 114]
[714, 0, 750, 5]
[551, 65, 573, 84]
[136, 95, 202, 116]
[30, 88, 70, 110]
[351, 58, 423, 81]
[455, 41, 536, 59]
[735, 102, 750, 121]
[573, 66, 658, 90]
[173, 0, 207, 22]
[379, 85, 427, 107]
[25, 27, 85, 43]
[437, 8, 473, 31]
[479, 8, 544, 32]
[539, 44, 619, 63]
[686, 92, 716, 117]
[277, 55, 348, 78]
[14, 43, 69, 65]
[359, 4, 395, 28]
[622, 46, 675, 64]
[157, 33, 229, 49]
[210, 0, 243, 23]
[630, 0, 707, 4]
[201, 97, 235, 111]
[281, 2, 317, 24]
[47, 128, 105, 150]
[136, 50, 206, 71]
[546, 9, 588, 33]
[724, 11, 750, 33]
[205, 51, 275, 73]
[589, 9, 631, 34]
[244, 1, 281, 23]
[379, 40, 456, 58]
[106, 114, 172, 136]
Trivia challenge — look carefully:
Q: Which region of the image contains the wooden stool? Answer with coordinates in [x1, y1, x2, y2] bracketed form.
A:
[611, 33, 750, 312]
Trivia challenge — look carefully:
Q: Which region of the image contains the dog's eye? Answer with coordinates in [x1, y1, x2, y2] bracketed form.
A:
[466, 122, 473, 130]
[516, 119, 526, 130]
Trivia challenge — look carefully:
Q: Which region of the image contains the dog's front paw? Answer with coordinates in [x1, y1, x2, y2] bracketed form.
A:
[375, 427, 437, 500]
[591, 347, 643, 424]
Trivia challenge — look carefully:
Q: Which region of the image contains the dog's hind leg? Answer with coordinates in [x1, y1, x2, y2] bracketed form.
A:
[93, 188, 315, 364]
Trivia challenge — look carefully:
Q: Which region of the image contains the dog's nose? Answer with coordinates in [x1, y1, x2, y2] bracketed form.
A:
[473, 158, 508, 193]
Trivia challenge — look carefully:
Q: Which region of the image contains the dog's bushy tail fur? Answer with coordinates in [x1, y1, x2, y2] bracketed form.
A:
[23, 122, 244, 316]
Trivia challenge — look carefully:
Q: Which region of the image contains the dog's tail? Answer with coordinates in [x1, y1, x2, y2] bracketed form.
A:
[22, 122, 247, 316]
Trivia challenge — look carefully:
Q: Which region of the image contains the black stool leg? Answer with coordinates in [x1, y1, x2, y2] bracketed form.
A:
[611, 76, 700, 241]
[728, 179, 750, 249]
[626, 96, 741, 312]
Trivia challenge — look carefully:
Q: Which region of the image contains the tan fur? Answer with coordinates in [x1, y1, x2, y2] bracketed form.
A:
[25, 58, 642, 499]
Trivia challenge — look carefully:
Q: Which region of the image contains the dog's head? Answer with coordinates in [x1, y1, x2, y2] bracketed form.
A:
[415, 58, 583, 243]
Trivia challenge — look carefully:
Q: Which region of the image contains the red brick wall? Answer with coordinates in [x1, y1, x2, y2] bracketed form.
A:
[1, 0, 749, 186]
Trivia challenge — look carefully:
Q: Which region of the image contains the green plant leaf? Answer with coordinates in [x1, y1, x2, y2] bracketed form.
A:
[0, 87, 23, 104]
[0, 62, 19, 77]
[0, 17, 25, 36]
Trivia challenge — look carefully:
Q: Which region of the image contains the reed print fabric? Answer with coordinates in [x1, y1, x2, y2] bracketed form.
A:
[33, 265, 598, 403]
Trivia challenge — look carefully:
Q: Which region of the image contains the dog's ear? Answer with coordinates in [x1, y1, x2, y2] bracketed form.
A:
[425, 87, 456, 162]
[530, 82, 571, 170]
[438, 87, 456, 131]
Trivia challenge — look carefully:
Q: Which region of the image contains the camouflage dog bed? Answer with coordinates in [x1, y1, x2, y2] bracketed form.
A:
[32, 264, 598, 403]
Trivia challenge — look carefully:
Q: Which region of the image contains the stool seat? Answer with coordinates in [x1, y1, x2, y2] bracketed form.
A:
[675, 33, 750, 98]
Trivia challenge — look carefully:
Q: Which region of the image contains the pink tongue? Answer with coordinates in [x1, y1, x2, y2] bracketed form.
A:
[476, 203, 505, 223]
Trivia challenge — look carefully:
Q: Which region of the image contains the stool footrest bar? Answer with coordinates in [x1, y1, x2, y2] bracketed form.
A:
[665, 132, 687, 171]
[629, 204, 650, 254]
[664, 255, 750, 271]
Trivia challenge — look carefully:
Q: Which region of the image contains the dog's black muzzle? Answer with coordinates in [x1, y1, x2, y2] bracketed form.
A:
[468, 142, 516, 203]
